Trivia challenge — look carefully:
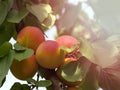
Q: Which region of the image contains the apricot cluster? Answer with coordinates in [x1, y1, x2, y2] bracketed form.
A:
[10, 26, 64, 80]
[10, 26, 81, 88]
[10, 26, 45, 80]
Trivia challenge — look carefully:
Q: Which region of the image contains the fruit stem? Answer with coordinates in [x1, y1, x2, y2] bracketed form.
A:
[36, 72, 39, 90]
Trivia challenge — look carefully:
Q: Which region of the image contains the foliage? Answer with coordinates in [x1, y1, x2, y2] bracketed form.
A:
[13, 43, 34, 61]
[0, 0, 120, 90]
[0, 50, 14, 86]
[10, 82, 30, 90]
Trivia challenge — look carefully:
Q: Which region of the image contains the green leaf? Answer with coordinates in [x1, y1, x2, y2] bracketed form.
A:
[7, 7, 29, 23]
[60, 45, 77, 53]
[0, 0, 13, 25]
[0, 1, 8, 25]
[10, 82, 22, 90]
[0, 50, 14, 87]
[12, 29, 17, 40]
[0, 77, 6, 87]
[26, 78, 36, 84]
[7, 0, 14, 11]
[0, 21, 15, 45]
[26, 75, 52, 88]
[60, 57, 91, 83]
[0, 42, 12, 58]
[14, 43, 26, 51]
[21, 84, 30, 90]
[36, 80, 52, 87]
[46, 86, 53, 90]
[61, 61, 83, 82]
[10, 82, 30, 90]
[14, 48, 34, 61]
[63, 61, 78, 76]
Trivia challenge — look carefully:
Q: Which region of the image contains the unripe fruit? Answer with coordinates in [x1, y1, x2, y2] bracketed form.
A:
[36, 40, 64, 69]
[17, 26, 45, 51]
[56, 35, 78, 48]
[10, 55, 38, 80]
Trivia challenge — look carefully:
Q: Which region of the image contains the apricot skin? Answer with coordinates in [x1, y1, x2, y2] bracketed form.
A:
[36, 40, 64, 69]
[56, 35, 78, 48]
[10, 55, 38, 80]
[17, 26, 45, 51]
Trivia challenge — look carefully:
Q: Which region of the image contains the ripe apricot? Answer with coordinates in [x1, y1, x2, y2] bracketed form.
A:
[56, 35, 80, 59]
[56, 35, 78, 48]
[10, 55, 38, 80]
[35, 40, 64, 69]
[56, 35, 80, 61]
[17, 26, 45, 51]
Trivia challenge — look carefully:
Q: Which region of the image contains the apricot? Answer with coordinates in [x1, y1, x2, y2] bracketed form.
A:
[10, 55, 38, 80]
[17, 26, 45, 51]
[56, 35, 81, 61]
[35, 40, 64, 69]
[56, 35, 78, 48]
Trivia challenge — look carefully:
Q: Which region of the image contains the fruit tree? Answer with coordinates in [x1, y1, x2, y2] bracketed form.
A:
[0, 0, 120, 90]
